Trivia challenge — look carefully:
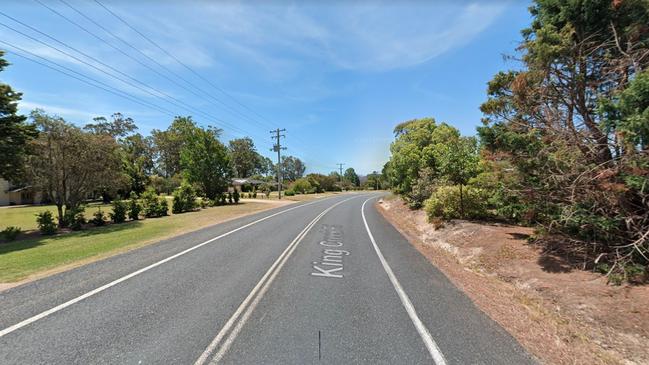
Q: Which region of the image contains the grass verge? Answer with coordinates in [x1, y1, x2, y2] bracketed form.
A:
[0, 202, 282, 284]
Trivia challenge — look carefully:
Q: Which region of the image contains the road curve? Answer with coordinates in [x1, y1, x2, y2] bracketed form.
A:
[0, 193, 535, 364]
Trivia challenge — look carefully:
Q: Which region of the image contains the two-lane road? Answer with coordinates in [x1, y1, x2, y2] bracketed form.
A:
[0, 193, 535, 364]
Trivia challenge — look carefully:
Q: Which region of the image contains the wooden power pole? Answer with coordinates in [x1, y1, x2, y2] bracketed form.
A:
[270, 128, 286, 199]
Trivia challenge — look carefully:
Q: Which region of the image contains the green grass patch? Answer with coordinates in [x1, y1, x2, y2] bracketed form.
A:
[0, 202, 275, 283]
[0, 203, 113, 231]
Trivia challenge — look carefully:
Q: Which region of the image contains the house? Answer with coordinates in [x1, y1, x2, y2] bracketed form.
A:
[230, 178, 266, 192]
[0, 178, 44, 206]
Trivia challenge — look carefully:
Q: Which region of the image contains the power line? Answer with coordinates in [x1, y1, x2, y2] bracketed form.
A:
[7, 5, 275, 148]
[91, 0, 277, 131]
[337, 163, 345, 181]
[8, 2, 332, 170]
[62, 0, 280, 135]
[0, 41, 176, 117]
[91, 0, 319, 152]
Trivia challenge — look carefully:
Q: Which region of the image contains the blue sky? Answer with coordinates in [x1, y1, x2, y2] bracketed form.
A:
[1, 1, 531, 175]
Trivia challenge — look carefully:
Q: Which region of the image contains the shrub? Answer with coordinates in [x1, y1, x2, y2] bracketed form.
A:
[252, 191, 257, 198]
[110, 200, 128, 223]
[424, 185, 488, 220]
[233, 190, 240, 204]
[64, 206, 86, 231]
[142, 188, 168, 218]
[227, 192, 233, 204]
[36, 211, 57, 235]
[284, 190, 295, 196]
[158, 198, 169, 216]
[290, 178, 312, 194]
[62, 206, 85, 229]
[91, 208, 106, 226]
[172, 183, 198, 214]
[1, 226, 22, 241]
[199, 198, 209, 209]
[128, 197, 141, 221]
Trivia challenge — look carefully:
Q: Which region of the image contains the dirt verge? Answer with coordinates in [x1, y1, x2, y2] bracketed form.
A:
[377, 196, 649, 365]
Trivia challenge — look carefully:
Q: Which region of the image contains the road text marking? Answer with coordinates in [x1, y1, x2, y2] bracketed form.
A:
[195, 195, 362, 365]
[311, 224, 349, 279]
[0, 196, 342, 339]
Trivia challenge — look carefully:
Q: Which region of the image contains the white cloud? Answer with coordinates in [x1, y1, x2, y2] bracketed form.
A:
[18, 100, 97, 121]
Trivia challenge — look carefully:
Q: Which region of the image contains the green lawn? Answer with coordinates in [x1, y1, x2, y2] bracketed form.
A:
[0, 202, 278, 283]
[0, 203, 113, 231]
[0, 197, 178, 232]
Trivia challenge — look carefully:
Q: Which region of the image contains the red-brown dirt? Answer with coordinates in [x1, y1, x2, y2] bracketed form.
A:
[377, 196, 649, 365]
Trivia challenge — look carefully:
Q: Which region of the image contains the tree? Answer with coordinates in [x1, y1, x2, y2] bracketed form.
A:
[151, 116, 195, 178]
[365, 171, 383, 190]
[386, 118, 438, 196]
[229, 137, 259, 178]
[180, 124, 232, 199]
[433, 134, 479, 217]
[280, 156, 306, 181]
[307, 173, 337, 192]
[257, 156, 275, 176]
[121, 133, 155, 195]
[344, 167, 360, 187]
[477, 0, 649, 275]
[84, 113, 136, 138]
[27, 110, 122, 227]
[0, 51, 37, 181]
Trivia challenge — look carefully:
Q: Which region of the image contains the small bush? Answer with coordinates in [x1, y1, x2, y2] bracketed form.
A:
[142, 188, 168, 218]
[172, 183, 197, 214]
[227, 192, 233, 204]
[158, 198, 169, 216]
[91, 208, 106, 226]
[36, 211, 57, 235]
[64, 206, 86, 231]
[290, 178, 312, 194]
[424, 185, 488, 220]
[1, 226, 22, 241]
[284, 190, 295, 196]
[233, 190, 240, 204]
[252, 191, 257, 198]
[110, 200, 128, 223]
[62, 206, 85, 229]
[199, 198, 209, 209]
[128, 197, 141, 221]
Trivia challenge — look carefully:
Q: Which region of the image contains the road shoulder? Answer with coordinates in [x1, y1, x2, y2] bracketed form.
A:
[377, 196, 649, 365]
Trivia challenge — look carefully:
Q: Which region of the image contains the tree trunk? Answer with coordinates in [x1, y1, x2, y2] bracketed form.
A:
[459, 184, 464, 219]
[56, 204, 64, 228]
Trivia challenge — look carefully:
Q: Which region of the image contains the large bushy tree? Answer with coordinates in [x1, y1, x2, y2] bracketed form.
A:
[0, 51, 37, 181]
[229, 137, 259, 178]
[280, 155, 306, 181]
[180, 123, 232, 199]
[478, 0, 649, 275]
[344, 167, 360, 187]
[28, 110, 122, 226]
[151, 116, 195, 178]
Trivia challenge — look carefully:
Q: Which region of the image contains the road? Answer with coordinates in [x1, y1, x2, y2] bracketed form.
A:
[0, 193, 535, 364]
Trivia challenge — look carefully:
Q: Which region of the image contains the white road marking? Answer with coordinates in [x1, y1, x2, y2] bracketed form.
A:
[194, 195, 362, 365]
[0, 196, 346, 339]
[361, 197, 448, 365]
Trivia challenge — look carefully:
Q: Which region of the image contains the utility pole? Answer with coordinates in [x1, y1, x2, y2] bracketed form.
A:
[270, 128, 287, 199]
[336, 163, 345, 182]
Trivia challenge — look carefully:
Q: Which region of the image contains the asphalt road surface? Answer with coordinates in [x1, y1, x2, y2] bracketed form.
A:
[0, 193, 535, 364]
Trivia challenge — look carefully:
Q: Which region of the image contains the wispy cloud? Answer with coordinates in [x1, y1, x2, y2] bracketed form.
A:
[18, 100, 97, 121]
